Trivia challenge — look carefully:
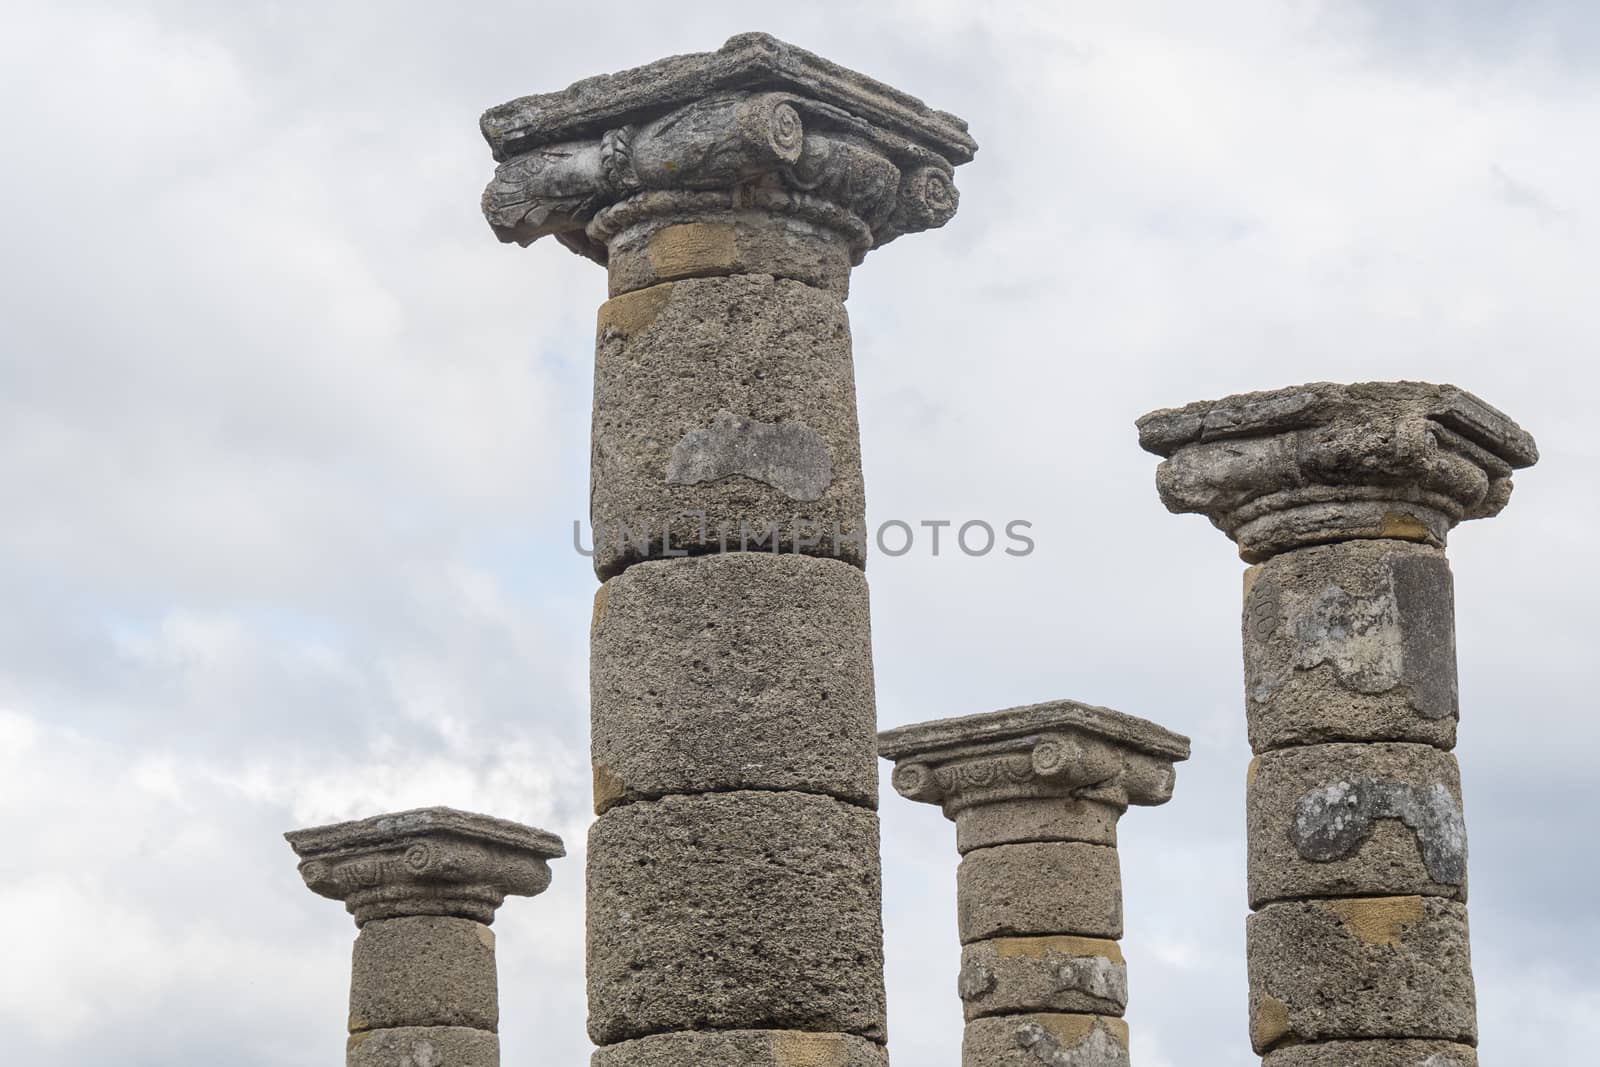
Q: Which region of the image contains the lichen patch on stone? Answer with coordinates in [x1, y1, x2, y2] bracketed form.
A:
[1290, 777, 1467, 886]
[1014, 1016, 1131, 1067]
[665, 410, 834, 500]
[1050, 955, 1128, 1005]
[1294, 584, 1404, 694]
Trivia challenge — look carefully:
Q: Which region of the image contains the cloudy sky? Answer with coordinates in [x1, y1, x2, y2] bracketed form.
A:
[4, 1, 1597, 1064]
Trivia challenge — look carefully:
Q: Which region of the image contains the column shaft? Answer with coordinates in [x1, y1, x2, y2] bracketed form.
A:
[1138, 379, 1538, 1065]
[478, 37, 979, 1062]
[1242, 541, 1476, 1060]
[286, 807, 564, 1067]
[882, 701, 1188, 1067]
[583, 225, 888, 1056]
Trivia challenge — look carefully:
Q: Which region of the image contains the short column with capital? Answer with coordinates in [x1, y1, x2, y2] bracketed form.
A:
[480, 33, 976, 1067]
[880, 700, 1190, 1067]
[286, 807, 566, 1067]
[1138, 381, 1538, 1066]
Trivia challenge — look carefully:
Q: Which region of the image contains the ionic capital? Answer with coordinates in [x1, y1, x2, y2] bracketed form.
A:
[1137, 381, 1538, 562]
[478, 33, 974, 271]
[879, 700, 1190, 820]
[286, 807, 565, 926]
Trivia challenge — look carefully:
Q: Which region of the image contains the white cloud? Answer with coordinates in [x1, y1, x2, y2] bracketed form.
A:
[3, 2, 1595, 1065]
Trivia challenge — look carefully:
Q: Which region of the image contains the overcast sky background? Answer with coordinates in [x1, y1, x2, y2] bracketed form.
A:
[3, 1, 1597, 1064]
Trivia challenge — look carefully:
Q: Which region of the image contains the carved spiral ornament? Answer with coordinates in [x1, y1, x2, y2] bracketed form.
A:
[483, 90, 962, 260]
[403, 841, 434, 874]
[765, 101, 804, 162]
[892, 761, 937, 801]
[1029, 738, 1068, 777]
[887, 165, 960, 235]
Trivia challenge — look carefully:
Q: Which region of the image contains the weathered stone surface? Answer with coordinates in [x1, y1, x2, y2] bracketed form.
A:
[1242, 541, 1459, 751]
[347, 1026, 498, 1067]
[1248, 897, 1476, 1051]
[963, 1014, 1130, 1067]
[286, 807, 564, 926]
[879, 702, 1181, 1057]
[590, 274, 864, 577]
[591, 1030, 887, 1067]
[960, 936, 1128, 1021]
[1262, 1039, 1478, 1067]
[953, 797, 1121, 854]
[1137, 381, 1538, 562]
[1248, 743, 1467, 908]
[587, 790, 886, 1044]
[590, 552, 877, 812]
[601, 199, 856, 296]
[350, 916, 498, 1033]
[958, 843, 1122, 943]
[481, 33, 976, 165]
[479, 35, 973, 265]
[881, 699, 1190, 820]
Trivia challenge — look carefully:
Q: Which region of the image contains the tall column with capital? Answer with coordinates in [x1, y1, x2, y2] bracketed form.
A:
[1138, 382, 1538, 1066]
[880, 700, 1190, 1067]
[478, 33, 976, 1067]
[286, 807, 566, 1067]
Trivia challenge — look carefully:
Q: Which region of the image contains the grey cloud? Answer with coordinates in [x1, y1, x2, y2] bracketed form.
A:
[3, 2, 1597, 1066]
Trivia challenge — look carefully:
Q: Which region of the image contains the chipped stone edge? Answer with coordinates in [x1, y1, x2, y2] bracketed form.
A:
[1135, 380, 1537, 468]
[879, 699, 1191, 765]
[481, 31, 977, 165]
[285, 806, 566, 861]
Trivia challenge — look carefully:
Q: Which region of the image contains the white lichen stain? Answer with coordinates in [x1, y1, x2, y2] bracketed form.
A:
[1051, 955, 1129, 1005]
[1295, 584, 1404, 693]
[407, 1039, 443, 1067]
[1291, 777, 1467, 885]
[1015, 1020, 1130, 1067]
[664, 410, 834, 501]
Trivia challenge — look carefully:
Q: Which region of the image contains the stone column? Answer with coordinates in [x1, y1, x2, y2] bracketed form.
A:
[478, 33, 975, 1067]
[880, 700, 1190, 1067]
[1137, 382, 1538, 1067]
[286, 807, 566, 1067]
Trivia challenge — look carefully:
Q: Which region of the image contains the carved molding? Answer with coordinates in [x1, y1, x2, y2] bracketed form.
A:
[882, 702, 1189, 820]
[1138, 382, 1538, 560]
[889, 729, 1179, 818]
[482, 89, 962, 265]
[286, 807, 565, 926]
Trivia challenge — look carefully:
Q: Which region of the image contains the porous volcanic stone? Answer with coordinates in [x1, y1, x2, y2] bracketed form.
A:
[586, 790, 886, 1044]
[349, 917, 498, 1033]
[347, 1026, 498, 1067]
[1137, 381, 1538, 562]
[962, 1014, 1130, 1067]
[590, 274, 864, 578]
[1247, 897, 1476, 1052]
[1248, 742, 1467, 908]
[604, 215, 854, 297]
[481, 33, 978, 167]
[286, 806, 564, 926]
[1262, 1039, 1478, 1067]
[957, 843, 1122, 944]
[959, 936, 1128, 1021]
[1242, 541, 1458, 751]
[954, 797, 1121, 854]
[591, 1029, 887, 1067]
[589, 553, 877, 814]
